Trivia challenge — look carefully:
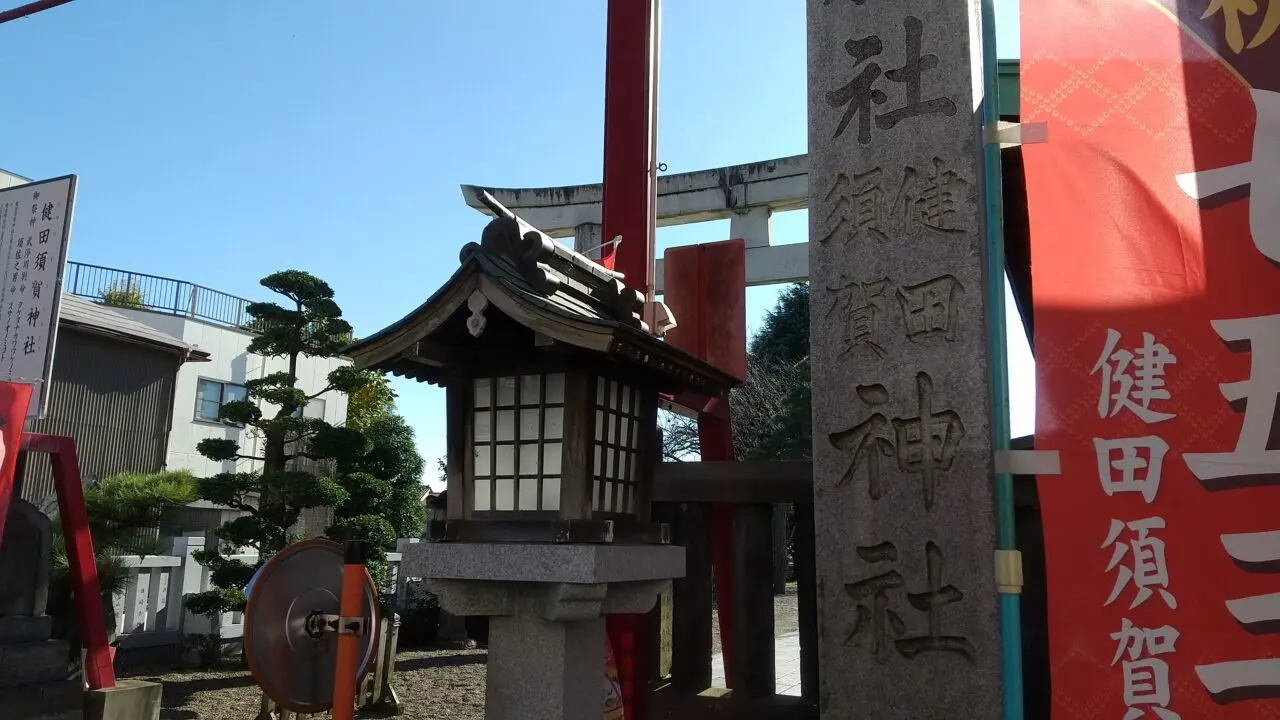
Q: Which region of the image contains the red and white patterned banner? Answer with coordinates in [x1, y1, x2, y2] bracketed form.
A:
[1024, 0, 1280, 717]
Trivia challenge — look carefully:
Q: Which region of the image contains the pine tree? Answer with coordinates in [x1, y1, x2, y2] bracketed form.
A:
[184, 270, 371, 618]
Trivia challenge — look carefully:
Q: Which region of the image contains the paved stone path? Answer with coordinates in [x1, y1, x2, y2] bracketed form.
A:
[709, 631, 802, 697]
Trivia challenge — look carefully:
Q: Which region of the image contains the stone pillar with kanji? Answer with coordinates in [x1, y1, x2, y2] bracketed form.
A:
[807, 0, 1004, 717]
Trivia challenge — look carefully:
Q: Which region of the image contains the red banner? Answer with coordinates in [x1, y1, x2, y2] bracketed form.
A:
[604, 632, 625, 720]
[0, 381, 32, 543]
[1024, 0, 1280, 717]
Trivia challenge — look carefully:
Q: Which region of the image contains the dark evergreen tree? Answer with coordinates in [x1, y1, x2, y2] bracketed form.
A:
[184, 270, 370, 618]
[328, 411, 427, 584]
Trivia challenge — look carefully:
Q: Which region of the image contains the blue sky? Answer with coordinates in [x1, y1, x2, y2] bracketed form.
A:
[0, 0, 1027, 488]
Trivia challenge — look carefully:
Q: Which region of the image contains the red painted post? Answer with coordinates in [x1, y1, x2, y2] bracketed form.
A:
[600, 0, 658, 296]
[698, 405, 736, 684]
[600, 0, 660, 716]
[0, 382, 32, 544]
[662, 241, 747, 688]
[25, 433, 116, 689]
[331, 540, 369, 720]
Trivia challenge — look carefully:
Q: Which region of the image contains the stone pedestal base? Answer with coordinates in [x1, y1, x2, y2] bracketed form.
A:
[0, 614, 53, 643]
[0, 627, 79, 720]
[405, 542, 685, 720]
[488, 613, 605, 720]
[0, 637, 68, 686]
[84, 678, 162, 720]
[438, 610, 470, 645]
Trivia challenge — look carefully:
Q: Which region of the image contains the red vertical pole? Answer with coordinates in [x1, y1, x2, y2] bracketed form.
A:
[601, 0, 660, 717]
[331, 540, 368, 720]
[0, 382, 32, 545]
[600, 0, 658, 295]
[662, 241, 747, 690]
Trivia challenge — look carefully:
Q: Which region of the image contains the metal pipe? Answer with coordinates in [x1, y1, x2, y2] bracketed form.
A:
[331, 539, 369, 720]
[977, 0, 1024, 717]
[0, 0, 76, 25]
[648, 0, 662, 303]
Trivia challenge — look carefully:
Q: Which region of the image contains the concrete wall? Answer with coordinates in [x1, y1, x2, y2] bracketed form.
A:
[107, 309, 351, 477]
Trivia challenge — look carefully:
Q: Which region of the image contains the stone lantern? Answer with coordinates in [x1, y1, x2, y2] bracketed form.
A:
[346, 193, 738, 720]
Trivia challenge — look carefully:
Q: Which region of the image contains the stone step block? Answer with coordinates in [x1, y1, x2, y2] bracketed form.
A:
[0, 678, 83, 719]
[0, 614, 53, 644]
[0, 639, 70, 688]
[85, 678, 161, 720]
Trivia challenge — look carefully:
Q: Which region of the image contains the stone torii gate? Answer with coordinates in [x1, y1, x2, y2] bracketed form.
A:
[457, 61, 1020, 291]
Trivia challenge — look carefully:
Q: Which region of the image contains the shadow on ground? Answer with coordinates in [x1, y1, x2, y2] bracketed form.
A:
[395, 653, 485, 672]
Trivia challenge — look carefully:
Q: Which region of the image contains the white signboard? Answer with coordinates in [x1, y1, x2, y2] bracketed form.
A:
[0, 175, 75, 419]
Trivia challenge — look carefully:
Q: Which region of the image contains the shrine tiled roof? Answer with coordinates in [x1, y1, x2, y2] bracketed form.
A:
[344, 192, 739, 395]
[457, 198, 646, 331]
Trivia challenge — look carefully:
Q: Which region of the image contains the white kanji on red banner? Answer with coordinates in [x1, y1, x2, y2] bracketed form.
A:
[1176, 89, 1280, 263]
[1196, 530, 1280, 700]
[1112, 618, 1182, 720]
[1175, 89, 1280, 705]
[1103, 517, 1177, 610]
[1094, 436, 1171, 503]
[1091, 329, 1178, 424]
[1183, 314, 1280, 483]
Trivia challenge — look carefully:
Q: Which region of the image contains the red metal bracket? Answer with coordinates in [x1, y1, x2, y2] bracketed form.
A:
[20, 433, 116, 690]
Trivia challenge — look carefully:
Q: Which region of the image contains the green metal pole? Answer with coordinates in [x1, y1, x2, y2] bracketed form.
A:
[977, 1, 1024, 719]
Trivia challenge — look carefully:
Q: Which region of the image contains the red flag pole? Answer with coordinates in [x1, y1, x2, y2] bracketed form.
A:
[601, 0, 660, 717]
[600, 0, 658, 289]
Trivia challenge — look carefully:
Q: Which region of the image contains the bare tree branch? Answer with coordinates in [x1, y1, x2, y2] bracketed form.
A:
[659, 354, 807, 461]
[660, 411, 701, 461]
[729, 354, 806, 460]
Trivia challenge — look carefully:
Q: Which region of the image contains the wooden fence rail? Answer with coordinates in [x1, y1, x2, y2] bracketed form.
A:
[646, 460, 818, 720]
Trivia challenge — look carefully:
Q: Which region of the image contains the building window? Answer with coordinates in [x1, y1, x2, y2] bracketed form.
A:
[591, 376, 642, 515]
[292, 397, 327, 420]
[472, 373, 566, 513]
[195, 379, 248, 423]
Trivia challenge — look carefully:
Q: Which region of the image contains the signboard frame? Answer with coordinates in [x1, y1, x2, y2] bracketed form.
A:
[0, 174, 76, 420]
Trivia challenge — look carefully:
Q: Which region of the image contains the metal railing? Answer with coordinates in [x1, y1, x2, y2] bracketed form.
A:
[63, 261, 255, 330]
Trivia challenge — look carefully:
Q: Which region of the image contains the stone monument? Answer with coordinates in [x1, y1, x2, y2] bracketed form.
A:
[807, 0, 1003, 717]
[0, 499, 82, 720]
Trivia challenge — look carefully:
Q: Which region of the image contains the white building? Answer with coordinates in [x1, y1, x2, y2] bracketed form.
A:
[62, 261, 351, 477]
[1, 168, 28, 190]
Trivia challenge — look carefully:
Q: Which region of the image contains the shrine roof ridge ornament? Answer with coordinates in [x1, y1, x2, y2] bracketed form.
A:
[343, 193, 741, 395]
[470, 189, 646, 330]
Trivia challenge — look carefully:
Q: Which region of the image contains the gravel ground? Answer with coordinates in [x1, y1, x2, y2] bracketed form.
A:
[128, 588, 799, 720]
[130, 647, 488, 720]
